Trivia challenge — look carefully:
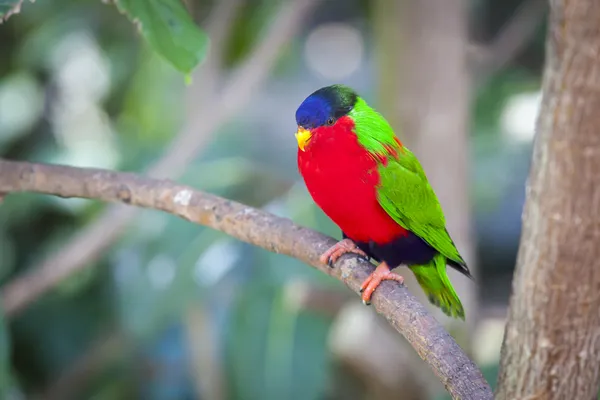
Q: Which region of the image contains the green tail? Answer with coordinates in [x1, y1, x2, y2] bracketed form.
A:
[410, 253, 465, 320]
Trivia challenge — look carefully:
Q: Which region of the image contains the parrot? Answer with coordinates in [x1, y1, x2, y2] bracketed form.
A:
[294, 84, 473, 319]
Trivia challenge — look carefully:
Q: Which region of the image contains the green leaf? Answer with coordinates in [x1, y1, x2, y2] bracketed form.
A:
[0, 0, 24, 22]
[114, 0, 209, 75]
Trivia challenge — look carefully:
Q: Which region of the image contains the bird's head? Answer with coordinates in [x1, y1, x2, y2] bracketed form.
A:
[294, 84, 358, 151]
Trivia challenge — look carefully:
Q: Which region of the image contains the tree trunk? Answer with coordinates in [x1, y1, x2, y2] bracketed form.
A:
[496, 1, 600, 399]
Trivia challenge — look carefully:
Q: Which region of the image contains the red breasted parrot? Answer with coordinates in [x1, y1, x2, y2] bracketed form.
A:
[295, 84, 473, 319]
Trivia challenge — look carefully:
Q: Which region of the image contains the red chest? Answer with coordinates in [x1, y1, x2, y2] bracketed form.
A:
[297, 119, 408, 243]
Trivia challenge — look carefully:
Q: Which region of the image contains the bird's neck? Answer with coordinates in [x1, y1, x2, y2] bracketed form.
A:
[300, 117, 370, 161]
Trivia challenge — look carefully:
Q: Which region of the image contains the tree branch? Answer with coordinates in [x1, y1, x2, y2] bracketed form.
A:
[0, 159, 493, 400]
[472, 0, 547, 85]
[5, 0, 320, 316]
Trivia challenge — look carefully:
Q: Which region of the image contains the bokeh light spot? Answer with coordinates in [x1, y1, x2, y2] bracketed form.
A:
[304, 22, 364, 80]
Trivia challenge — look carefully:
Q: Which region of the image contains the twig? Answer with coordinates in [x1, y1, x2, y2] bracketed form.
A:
[0, 159, 493, 400]
[6, 0, 319, 316]
[472, 0, 547, 85]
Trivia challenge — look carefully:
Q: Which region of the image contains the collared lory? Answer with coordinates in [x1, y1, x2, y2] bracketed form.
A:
[294, 84, 473, 319]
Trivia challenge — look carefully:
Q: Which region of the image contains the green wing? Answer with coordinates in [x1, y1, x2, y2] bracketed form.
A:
[376, 149, 466, 266]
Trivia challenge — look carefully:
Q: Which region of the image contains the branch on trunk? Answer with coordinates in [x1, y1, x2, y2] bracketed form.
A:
[0, 159, 493, 400]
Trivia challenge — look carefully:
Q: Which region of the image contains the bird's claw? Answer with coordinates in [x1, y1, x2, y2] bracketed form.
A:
[319, 238, 368, 268]
[359, 262, 404, 305]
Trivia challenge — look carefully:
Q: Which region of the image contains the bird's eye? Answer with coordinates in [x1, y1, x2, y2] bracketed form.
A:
[326, 117, 335, 126]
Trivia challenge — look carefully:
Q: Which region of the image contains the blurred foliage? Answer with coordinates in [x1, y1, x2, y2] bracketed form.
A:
[0, 0, 548, 399]
[225, 282, 332, 400]
[2, 0, 208, 77]
[474, 68, 541, 132]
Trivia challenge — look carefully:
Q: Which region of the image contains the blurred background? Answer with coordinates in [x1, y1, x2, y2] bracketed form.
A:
[0, 0, 547, 399]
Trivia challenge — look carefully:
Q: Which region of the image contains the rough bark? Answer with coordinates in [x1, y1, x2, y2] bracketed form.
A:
[496, 1, 600, 399]
[0, 159, 493, 399]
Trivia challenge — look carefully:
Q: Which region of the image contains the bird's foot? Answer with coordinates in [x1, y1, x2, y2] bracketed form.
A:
[320, 238, 368, 267]
[359, 262, 404, 305]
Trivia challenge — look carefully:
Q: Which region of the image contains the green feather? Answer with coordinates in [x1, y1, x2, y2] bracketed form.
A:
[377, 155, 466, 266]
[348, 97, 398, 154]
[411, 254, 465, 319]
[349, 95, 470, 319]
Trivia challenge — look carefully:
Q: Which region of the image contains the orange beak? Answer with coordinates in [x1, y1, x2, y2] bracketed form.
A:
[295, 126, 312, 151]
